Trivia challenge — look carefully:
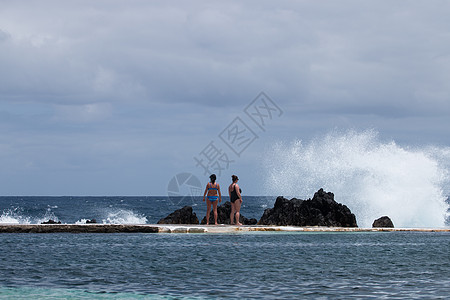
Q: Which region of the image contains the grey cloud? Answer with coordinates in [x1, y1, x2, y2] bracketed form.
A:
[2, 1, 450, 113]
[0, 29, 11, 41]
[1, 1, 450, 195]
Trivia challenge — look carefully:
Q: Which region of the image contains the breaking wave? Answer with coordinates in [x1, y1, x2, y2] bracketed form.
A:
[264, 129, 450, 228]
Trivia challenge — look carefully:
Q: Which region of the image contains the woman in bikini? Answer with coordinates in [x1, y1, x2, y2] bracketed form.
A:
[203, 174, 222, 225]
[228, 175, 242, 225]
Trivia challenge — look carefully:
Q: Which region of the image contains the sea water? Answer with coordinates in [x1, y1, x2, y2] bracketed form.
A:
[1, 195, 449, 299]
[0, 232, 449, 299]
[0, 196, 272, 225]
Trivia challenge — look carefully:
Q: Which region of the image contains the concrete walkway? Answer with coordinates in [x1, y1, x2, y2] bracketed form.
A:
[1, 224, 449, 233]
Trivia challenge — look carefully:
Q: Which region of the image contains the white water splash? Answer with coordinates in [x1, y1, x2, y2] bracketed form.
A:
[102, 209, 148, 224]
[264, 129, 450, 228]
[0, 208, 31, 224]
[0, 207, 62, 225]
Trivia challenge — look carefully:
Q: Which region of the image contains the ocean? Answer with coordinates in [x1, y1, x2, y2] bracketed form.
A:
[0, 196, 273, 225]
[1, 196, 449, 299]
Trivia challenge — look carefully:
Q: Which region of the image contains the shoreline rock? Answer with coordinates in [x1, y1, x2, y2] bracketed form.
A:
[157, 206, 199, 224]
[372, 216, 394, 228]
[41, 220, 61, 224]
[258, 188, 358, 227]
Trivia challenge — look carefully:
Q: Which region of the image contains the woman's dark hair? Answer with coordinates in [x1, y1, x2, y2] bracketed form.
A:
[210, 174, 216, 183]
[231, 175, 238, 182]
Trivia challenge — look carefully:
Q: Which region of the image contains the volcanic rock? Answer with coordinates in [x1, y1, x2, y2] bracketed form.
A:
[200, 201, 257, 225]
[41, 219, 61, 224]
[157, 206, 199, 224]
[258, 188, 357, 227]
[372, 216, 394, 228]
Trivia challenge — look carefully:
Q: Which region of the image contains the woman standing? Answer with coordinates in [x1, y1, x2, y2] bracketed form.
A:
[203, 174, 222, 225]
[228, 175, 242, 225]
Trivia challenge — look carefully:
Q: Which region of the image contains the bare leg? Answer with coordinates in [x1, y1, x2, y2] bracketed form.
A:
[213, 200, 218, 225]
[230, 202, 236, 225]
[206, 200, 211, 225]
[235, 199, 242, 225]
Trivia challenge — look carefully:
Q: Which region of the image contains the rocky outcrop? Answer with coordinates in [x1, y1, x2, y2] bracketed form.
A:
[258, 188, 357, 227]
[372, 216, 394, 228]
[41, 219, 61, 224]
[200, 201, 258, 225]
[157, 206, 199, 224]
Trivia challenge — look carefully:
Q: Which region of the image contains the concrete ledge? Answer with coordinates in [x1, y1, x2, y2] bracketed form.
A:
[0, 224, 159, 233]
[0, 224, 449, 233]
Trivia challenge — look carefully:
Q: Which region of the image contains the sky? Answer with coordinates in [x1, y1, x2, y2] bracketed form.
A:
[1, 0, 450, 196]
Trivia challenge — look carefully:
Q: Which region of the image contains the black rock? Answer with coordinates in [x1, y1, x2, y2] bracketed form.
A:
[372, 216, 394, 228]
[41, 219, 61, 224]
[258, 188, 358, 227]
[157, 206, 199, 224]
[86, 219, 97, 224]
[200, 201, 257, 225]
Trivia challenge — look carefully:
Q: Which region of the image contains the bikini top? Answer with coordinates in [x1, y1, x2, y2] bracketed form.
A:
[208, 182, 219, 191]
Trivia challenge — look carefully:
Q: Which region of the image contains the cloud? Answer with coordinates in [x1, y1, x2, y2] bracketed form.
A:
[1, 1, 450, 194]
[0, 29, 10, 41]
[53, 102, 112, 123]
[3, 0, 448, 114]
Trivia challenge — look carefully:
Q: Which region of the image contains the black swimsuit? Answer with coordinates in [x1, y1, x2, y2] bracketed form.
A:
[230, 184, 242, 203]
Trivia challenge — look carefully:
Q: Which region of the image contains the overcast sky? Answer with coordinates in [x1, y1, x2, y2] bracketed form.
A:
[1, 0, 450, 196]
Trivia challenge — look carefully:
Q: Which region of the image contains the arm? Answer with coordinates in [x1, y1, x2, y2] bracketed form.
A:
[235, 184, 242, 201]
[218, 184, 222, 202]
[203, 184, 208, 201]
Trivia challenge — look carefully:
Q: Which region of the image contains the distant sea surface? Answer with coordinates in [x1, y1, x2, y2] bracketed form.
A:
[0, 196, 272, 225]
[1, 197, 449, 299]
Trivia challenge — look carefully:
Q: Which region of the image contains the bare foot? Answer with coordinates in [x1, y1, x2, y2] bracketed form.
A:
[215, 223, 218, 225]
[236, 222, 242, 226]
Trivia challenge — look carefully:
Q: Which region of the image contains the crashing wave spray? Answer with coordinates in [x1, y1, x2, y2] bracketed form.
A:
[101, 209, 148, 224]
[263, 129, 450, 228]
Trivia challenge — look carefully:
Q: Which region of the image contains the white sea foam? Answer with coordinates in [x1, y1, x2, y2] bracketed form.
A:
[0, 208, 31, 224]
[0, 214, 22, 224]
[102, 209, 148, 224]
[263, 129, 450, 228]
[0, 207, 63, 225]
